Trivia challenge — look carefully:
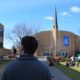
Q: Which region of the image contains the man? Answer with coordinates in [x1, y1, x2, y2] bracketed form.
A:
[2, 36, 52, 80]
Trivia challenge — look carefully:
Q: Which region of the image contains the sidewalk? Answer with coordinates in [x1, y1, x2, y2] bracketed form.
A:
[0, 68, 4, 80]
[42, 60, 72, 80]
[49, 66, 72, 80]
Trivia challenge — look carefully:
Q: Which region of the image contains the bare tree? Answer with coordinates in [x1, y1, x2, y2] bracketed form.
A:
[8, 23, 40, 54]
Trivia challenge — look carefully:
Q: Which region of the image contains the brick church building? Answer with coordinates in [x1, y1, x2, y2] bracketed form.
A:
[35, 4, 80, 57]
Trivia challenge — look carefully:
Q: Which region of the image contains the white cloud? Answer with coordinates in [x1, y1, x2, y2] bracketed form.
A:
[70, 6, 80, 13]
[44, 16, 53, 20]
[61, 12, 72, 17]
[61, 12, 68, 16]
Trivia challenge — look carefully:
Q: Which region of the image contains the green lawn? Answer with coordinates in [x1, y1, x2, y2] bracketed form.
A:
[56, 62, 80, 80]
[0, 60, 12, 68]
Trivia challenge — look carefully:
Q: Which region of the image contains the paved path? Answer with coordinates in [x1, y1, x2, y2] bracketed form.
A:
[41, 59, 72, 80]
[0, 67, 5, 80]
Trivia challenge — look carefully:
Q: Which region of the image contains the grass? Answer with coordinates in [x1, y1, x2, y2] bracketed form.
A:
[0, 60, 12, 68]
[56, 62, 80, 80]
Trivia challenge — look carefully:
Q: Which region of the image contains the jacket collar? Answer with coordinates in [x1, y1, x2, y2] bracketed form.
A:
[17, 54, 38, 60]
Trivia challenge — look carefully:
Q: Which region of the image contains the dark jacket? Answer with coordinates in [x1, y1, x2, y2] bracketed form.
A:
[2, 54, 51, 80]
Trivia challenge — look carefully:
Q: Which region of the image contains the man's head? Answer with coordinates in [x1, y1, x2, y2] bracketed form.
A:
[21, 36, 38, 54]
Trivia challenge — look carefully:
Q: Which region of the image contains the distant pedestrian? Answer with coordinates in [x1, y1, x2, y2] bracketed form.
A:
[66, 60, 69, 67]
[49, 58, 54, 66]
[75, 61, 79, 67]
[75, 57, 79, 67]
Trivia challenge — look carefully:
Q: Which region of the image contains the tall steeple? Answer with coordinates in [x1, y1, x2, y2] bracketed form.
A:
[54, 0, 58, 29]
[52, 0, 59, 56]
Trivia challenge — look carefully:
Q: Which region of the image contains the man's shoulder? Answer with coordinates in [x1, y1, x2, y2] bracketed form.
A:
[5, 60, 19, 69]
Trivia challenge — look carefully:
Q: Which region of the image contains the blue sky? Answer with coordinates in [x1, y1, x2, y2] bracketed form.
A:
[0, 0, 80, 49]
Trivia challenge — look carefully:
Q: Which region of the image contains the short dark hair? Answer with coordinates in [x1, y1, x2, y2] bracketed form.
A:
[21, 36, 38, 54]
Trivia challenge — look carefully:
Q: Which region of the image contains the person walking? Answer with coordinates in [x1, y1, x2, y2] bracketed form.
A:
[2, 36, 52, 80]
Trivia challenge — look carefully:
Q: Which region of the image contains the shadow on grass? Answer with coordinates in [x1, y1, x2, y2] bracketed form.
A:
[56, 62, 80, 80]
[0, 60, 12, 68]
